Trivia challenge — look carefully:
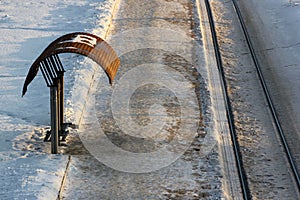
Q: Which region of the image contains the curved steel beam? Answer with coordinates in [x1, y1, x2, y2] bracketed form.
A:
[22, 32, 120, 96]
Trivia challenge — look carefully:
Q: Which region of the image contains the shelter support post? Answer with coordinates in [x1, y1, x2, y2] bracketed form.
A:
[59, 75, 64, 134]
[57, 75, 64, 139]
[50, 85, 59, 154]
[22, 32, 121, 154]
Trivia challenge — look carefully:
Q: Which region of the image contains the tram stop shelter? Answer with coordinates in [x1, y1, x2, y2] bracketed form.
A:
[22, 32, 120, 154]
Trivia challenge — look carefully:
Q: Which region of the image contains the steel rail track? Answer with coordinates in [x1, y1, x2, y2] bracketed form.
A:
[205, 0, 300, 198]
[204, 0, 251, 199]
[231, 0, 300, 192]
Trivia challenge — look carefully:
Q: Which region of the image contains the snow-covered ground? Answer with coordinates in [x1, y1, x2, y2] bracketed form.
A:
[0, 0, 116, 198]
[61, 0, 225, 198]
[211, 0, 300, 198]
[1, 0, 300, 199]
[238, 0, 300, 138]
[237, 0, 300, 193]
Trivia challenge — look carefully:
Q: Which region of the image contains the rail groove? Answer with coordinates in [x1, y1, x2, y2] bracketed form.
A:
[204, 0, 251, 199]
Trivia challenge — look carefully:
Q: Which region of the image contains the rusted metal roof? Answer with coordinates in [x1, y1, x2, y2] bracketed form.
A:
[22, 32, 120, 96]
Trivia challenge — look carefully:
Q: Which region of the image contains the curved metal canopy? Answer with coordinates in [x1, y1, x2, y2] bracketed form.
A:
[22, 32, 120, 96]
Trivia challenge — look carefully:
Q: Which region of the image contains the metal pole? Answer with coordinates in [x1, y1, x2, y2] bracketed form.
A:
[59, 75, 64, 133]
[50, 86, 58, 154]
[57, 78, 61, 138]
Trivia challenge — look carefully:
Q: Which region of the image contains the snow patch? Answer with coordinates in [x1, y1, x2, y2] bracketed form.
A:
[0, 0, 118, 198]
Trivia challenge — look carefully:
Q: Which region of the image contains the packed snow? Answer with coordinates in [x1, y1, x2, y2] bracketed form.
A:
[1, 0, 300, 199]
[0, 0, 116, 198]
[239, 0, 300, 135]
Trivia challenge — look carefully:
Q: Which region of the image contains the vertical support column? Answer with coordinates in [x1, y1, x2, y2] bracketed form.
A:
[57, 78, 61, 139]
[59, 75, 64, 134]
[57, 74, 64, 142]
[50, 85, 58, 154]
